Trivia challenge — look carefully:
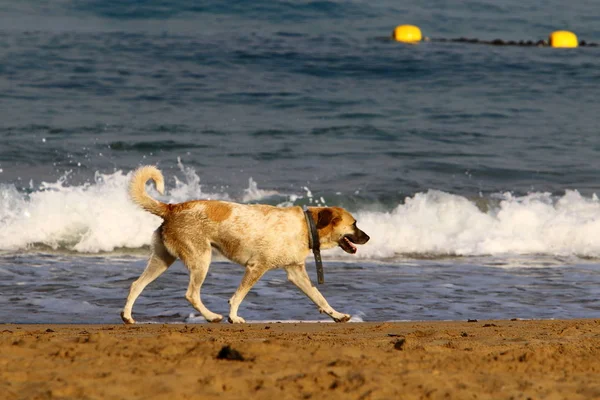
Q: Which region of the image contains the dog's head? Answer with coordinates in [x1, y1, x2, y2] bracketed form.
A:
[309, 207, 370, 254]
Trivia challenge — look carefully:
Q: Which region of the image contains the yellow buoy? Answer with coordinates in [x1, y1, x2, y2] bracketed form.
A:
[393, 25, 422, 43]
[549, 30, 578, 48]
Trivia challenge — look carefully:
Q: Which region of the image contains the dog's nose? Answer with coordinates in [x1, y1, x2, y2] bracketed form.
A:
[361, 232, 370, 243]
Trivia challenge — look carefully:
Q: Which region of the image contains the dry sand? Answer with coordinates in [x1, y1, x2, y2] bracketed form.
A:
[1, 319, 600, 399]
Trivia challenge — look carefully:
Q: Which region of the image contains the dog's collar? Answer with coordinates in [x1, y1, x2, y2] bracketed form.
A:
[303, 206, 324, 284]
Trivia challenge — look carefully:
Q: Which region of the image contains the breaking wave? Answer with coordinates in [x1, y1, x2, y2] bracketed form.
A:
[3, 161, 600, 260]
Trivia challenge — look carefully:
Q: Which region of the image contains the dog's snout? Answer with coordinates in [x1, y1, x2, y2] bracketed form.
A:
[355, 228, 370, 244]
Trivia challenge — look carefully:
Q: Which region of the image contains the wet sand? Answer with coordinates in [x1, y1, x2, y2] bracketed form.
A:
[1, 319, 600, 399]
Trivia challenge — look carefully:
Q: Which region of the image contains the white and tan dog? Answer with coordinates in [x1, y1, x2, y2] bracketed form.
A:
[121, 166, 370, 324]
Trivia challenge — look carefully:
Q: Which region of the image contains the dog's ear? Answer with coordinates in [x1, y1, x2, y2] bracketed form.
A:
[316, 208, 335, 229]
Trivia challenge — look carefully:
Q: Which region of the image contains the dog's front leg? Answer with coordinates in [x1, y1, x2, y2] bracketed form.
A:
[285, 264, 351, 323]
[228, 262, 267, 323]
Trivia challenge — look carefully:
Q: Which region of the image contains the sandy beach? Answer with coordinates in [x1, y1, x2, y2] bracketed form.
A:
[1, 319, 599, 399]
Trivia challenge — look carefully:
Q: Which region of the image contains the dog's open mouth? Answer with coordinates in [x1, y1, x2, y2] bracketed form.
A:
[339, 236, 358, 254]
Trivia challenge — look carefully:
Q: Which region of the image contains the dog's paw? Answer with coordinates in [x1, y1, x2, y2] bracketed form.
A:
[206, 314, 224, 323]
[333, 313, 351, 323]
[227, 316, 246, 324]
[120, 311, 135, 325]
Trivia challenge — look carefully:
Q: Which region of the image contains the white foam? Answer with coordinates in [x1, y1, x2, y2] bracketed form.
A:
[3, 165, 600, 259]
[346, 189, 600, 259]
[0, 164, 228, 253]
[0, 162, 297, 254]
[242, 177, 279, 203]
[169, 157, 231, 202]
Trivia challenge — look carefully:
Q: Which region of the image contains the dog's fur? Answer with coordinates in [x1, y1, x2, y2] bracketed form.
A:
[121, 166, 369, 324]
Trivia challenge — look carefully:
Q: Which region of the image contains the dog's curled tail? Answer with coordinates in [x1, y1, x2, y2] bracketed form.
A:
[129, 166, 169, 218]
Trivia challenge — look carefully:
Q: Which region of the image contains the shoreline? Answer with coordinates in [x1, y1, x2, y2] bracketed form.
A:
[2, 319, 600, 399]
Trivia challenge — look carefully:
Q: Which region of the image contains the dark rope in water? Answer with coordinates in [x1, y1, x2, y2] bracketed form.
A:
[427, 37, 598, 47]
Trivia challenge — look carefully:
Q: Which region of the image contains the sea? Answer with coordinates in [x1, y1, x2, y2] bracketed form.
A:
[1, 0, 599, 324]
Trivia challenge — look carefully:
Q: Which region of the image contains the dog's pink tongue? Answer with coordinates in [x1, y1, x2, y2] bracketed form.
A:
[345, 237, 357, 253]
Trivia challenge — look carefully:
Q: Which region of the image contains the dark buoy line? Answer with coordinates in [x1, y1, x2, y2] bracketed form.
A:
[392, 25, 597, 48]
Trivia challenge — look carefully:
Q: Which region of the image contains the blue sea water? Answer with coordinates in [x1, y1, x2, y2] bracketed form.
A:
[1, 1, 600, 323]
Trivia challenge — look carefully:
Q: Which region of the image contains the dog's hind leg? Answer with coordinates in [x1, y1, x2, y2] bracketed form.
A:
[181, 245, 223, 323]
[121, 231, 175, 324]
[228, 262, 267, 323]
[285, 264, 350, 323]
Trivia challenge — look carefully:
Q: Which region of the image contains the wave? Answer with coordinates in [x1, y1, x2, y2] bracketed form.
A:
[352, 190, 600, 260]
[0, 160, 316, 254]
[2, 161, 600, 259]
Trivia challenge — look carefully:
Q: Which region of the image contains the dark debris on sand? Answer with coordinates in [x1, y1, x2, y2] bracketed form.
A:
[217, 345, 246, 361]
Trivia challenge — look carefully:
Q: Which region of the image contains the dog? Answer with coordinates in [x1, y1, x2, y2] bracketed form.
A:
[121, 166, 370, 324]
